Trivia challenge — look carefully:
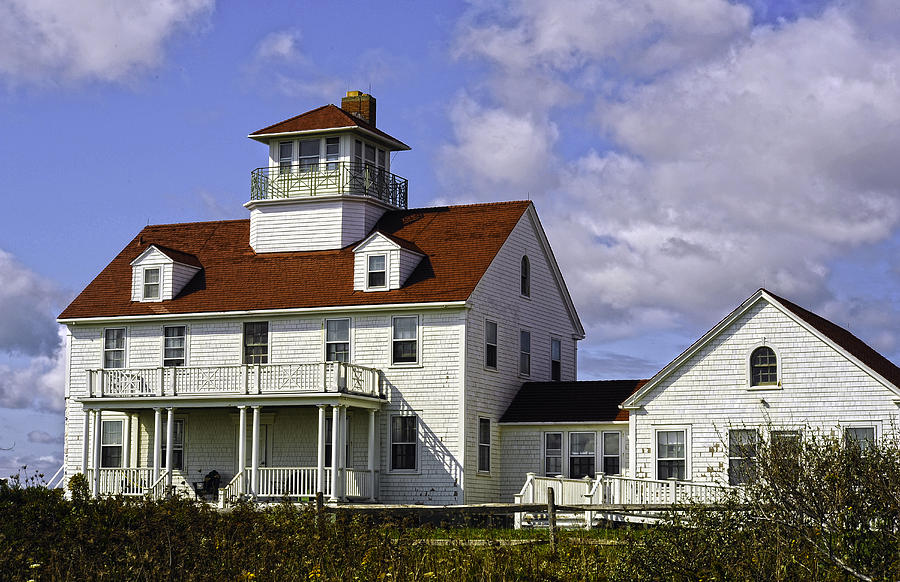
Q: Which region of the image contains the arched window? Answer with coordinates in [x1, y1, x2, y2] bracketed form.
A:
[750, 346, 777, 386]
[520, 256, 530, 297]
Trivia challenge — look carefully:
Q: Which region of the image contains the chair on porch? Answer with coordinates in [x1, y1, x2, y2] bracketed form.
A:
[193, 470, 221, 501]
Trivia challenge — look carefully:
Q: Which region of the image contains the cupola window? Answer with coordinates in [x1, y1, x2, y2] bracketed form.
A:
[750, 346, 777, 386]
[299, 139, 320, 172]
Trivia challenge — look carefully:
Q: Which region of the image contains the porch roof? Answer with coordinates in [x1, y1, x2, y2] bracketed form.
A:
[499, 380, 647, 424]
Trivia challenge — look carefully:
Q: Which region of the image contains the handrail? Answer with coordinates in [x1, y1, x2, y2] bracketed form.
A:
[250, 162, 408, 208]
[219, 470, 245, 508]
[146, 470, 170, 499]
[45, 464, 66, 489]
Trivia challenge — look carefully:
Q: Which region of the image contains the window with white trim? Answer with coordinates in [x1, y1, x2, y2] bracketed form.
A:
[391, 415, 417, 471]
[392, 316, 418, 365]
[100, 419, 123, 468]
[325, 137, 340, 171]
[162, 419, 184, 470]
[367, 255, 387, 289]
[845, 426, 875, 451]
[485, 320, 498, 370]
[143, 267, 160, 300]
[750, 346, 777, 386]
[602, 431, 621, 475]
[243, 322, 268, 364]
[163, 325, 186, 367]
[520, 256, 530, 297]
[103, 328, 125, 369]
[478, 418, 491, 472]
[728, 429, 758, 485]
[519, 330, 531, 376]
[298, 139, 320, 172]
[657, 430, 686, 480]
[279, 141, 293, 173]
[551, 338, 561, 381]
[569, 432, 596, 479]
[325, 318, 350, 363]
[544, 432, 562, 476]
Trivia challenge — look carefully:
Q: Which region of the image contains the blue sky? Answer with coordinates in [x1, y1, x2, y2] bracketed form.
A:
[1, 0, 899, 477]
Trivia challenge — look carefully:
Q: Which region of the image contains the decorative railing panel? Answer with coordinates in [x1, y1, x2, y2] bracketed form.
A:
[174, 365, 244, 394]
[250, 162, 408, 209]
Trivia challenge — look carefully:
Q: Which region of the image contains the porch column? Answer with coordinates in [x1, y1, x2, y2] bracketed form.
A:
[152, 408, 162, 481]
[251, 405, 260, 498]
[339, 405, 348, 500]
[237, 406, 247, 478]
[316, 405, 327, 495]
[123, 415, 131, 468]
[91, 410, 101, 497]
[80, 406, 90, 474]
[367, 409, 376, 501]
[165, 407, 175, 490]
[329, 405, 340, 501]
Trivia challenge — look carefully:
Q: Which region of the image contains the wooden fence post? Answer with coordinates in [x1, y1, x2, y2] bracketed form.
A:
[548, 486, 557, 556]
[316, 491, 325, 535]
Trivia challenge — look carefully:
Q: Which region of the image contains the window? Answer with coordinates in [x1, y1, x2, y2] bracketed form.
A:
[365, 143, 376, 166]
[485, 320, 498, 370]
[657, 430, 686, 480]
[298, 139, 320, 172]
[750, 346, 777, 386]
[728, 429, 758, 485]
[162, 419, 184, 470]
[845, 426, 875, 450]
[324, 418, 333, 468]
[377, 149, 386, 169]
[569, 432, 596, 479]
[163, 326, 186, 367]
[243, 322, 268, 364]
[520, 256, 531, 297]
[544, 432, 562, 476]
[278, 141, 293, 172]
[602, 432, 621, 475]
[325, 137, 340, 171]
[391, 416, 417, 471]
[100, 420, 123, 468]
[771, 430, 801, 451]
[103, 328, 125, 369]
[143, 267, 160, 300]
[392, 316, 418, 364]
[519, 330, 531, 376]
[478, 418, 491, 472]
[325, 318, 350, 363]
[551, 338, 561, 381]
[367, 255, 387, 289]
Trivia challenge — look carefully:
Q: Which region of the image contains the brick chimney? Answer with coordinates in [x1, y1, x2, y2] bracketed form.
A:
[341, 91, 376, 126]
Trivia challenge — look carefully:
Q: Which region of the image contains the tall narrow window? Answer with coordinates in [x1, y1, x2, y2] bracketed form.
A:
[728, 429, 758, 485]
[845, 427, 875, 450]
[100, 420, 123, 468]
[485, 320, 498, 370]
[377, 149, 386, 169]
[367, 255, 386, 289]
[298, 139, 320, 172]
[602, 432, 621, 475]
[569, 432, 596, 479]
[657, 430, 686, 480]
[551, 338, 561, 381]
[544, 432, 562, 476]
[750, 346, 777, 386]
[365, 143, 376, 166]
[325, 137, 340, 171]
[143, 267, 160, 300]
[243, 322, 268, 364]
[519, 330, 531, 376]
[162, 419, 184, 470]
[325, 318, 350, 362]
[354, 140, 363, 165]
[103, 328, 125, 369]
[391, 415, 417, 471]
[163, 326, 186, 367]
[278, 141, 293, 172]
[392, 316, 418, 364]
[520, 256, 531, 297]
[478, 418, 491, 472]
[324, 418, 333, 468]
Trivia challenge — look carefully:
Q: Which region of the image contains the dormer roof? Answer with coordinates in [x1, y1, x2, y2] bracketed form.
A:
[248, 104, 410, 151]
[352, 231, 424, 255]
[130, 244, 202, 269]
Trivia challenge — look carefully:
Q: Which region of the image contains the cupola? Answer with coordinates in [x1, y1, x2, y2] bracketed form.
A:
[245, 92, 411, 253]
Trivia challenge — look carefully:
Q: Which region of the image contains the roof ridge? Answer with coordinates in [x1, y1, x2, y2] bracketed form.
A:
[141, 218, 249, 229]
[251, 104, 337, 135]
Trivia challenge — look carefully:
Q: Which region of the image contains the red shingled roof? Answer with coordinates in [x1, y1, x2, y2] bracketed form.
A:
[249, 104, 410, 150]
[59, 201, 531, 320]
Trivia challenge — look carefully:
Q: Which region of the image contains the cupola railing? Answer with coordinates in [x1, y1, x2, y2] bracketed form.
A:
[250, 162, 408, 208]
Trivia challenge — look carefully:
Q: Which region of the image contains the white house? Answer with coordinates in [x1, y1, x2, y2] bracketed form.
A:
[58, 91, 585, 505]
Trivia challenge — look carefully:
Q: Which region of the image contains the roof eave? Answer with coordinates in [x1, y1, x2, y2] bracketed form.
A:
[248, 126, 411, 151]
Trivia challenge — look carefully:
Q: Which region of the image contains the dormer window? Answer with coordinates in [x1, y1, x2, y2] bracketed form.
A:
[367, 255, 387, 289]
[143, 268, 160, 300]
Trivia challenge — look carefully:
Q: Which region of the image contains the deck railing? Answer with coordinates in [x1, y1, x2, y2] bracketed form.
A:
[250, 162, 408, 209]
[88, 362, 383, 399]
[84, 468, 154, 496]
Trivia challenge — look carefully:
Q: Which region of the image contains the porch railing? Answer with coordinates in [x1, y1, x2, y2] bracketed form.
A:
[219, 471, 247, 507]
[250, 162, 408, 209]
[84, 468, 154, 496]
[87, 362, 383, 399]
[255, 467, 330, 499]
[147, 470, 171, 499]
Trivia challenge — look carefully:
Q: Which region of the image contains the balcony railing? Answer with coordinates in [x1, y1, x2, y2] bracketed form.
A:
[87, 362, 383, 399]
[250, 162, 408, 208]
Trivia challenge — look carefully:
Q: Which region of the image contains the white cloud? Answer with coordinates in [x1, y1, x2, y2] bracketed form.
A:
[255, 30, 301, 61]
[0, 328, 66, 413]
[27, 430, 62, 445]
[0, 0, 213, 84]
[0, 249, 64, 357]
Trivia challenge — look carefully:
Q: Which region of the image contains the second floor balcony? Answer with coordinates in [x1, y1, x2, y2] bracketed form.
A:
[250, 162, 408, 209]
[86, 361, 383, 400]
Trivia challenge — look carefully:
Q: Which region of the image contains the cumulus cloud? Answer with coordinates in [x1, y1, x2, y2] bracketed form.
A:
[255, 30, 301, 61]
[0, 328, 66, 413]
[445, 0, 900, 352]
[0, 0, 213, 85]
[0, 250, 65, 357]
[27, 430, 62, 445]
